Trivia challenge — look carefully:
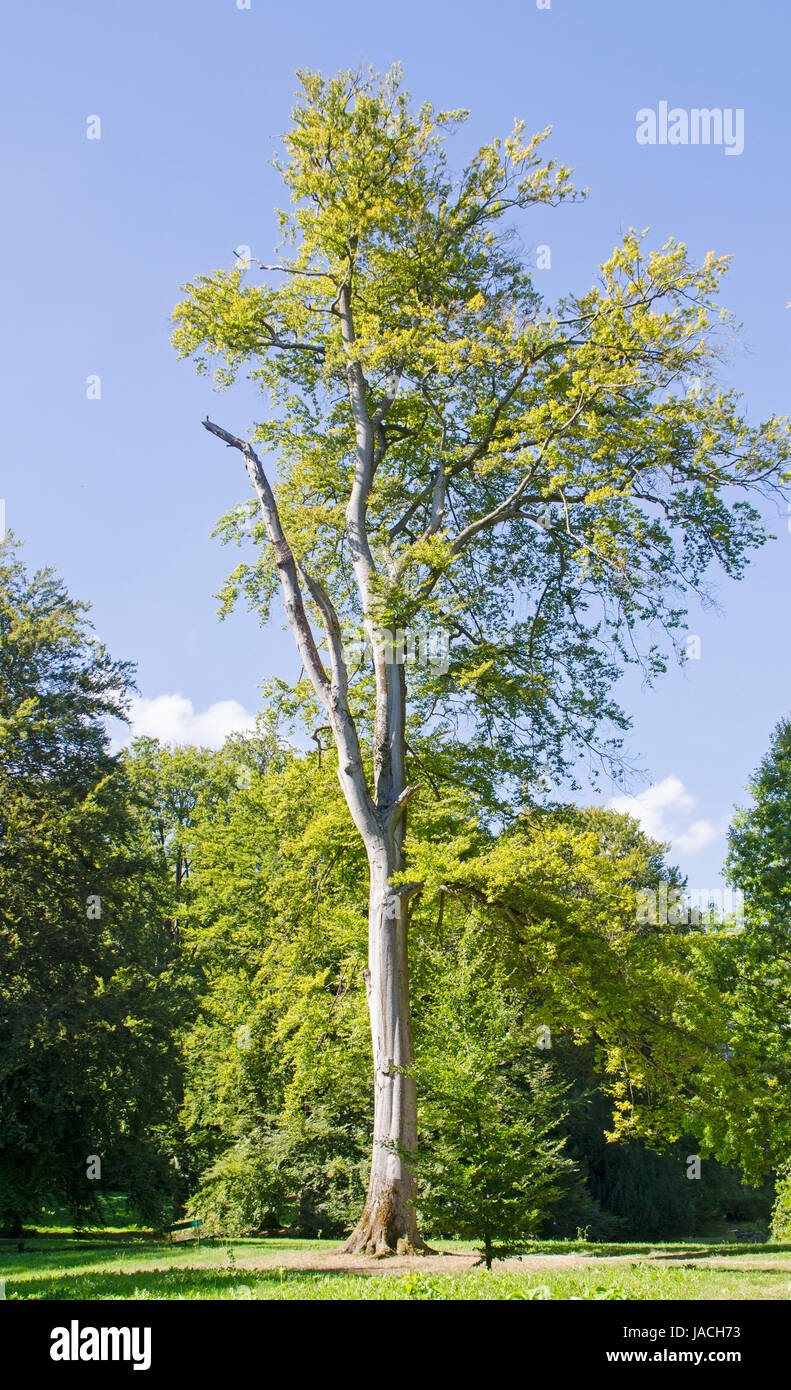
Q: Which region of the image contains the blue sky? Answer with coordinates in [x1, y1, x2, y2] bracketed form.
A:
[1, 0, 789, 890]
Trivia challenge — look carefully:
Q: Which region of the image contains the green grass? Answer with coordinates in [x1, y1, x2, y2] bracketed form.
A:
[2, 1235, 790, 1300]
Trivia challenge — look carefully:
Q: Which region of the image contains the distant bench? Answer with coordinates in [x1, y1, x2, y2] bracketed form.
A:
[167, 1219, 202, 1246]
[0, 1239, 26, 1253]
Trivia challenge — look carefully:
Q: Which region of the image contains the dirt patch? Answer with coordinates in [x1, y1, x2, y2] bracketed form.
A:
[230, 1248, 791, 1278]
[235, 1250, 475, 1276]
[233, 1249, 643, 1276]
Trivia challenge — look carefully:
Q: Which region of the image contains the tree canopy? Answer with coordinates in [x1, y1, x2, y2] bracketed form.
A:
[174, 63, 791, 801]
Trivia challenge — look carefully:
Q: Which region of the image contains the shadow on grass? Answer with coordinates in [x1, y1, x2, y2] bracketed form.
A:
[0, 1244, 180, 1276]
[5, 1267, 350, 1300]
[651, 1243, 791, 1263]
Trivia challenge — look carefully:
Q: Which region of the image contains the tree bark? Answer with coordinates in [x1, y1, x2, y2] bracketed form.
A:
[341, 654, 429, 1255]
[342, 837, 429, 1255]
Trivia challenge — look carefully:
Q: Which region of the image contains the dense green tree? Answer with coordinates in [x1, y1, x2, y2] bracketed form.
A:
[406, 803, 735, 1152]
[726, 717, 791, 923]
[553, 1039, 772, 1241]
[696, 719, 791, 1194]
[0, 538, 132, 796]
[405, 922, 573, 1267]
[180, 747, 372, 1234]
[0, 543, 183, 1230]
[174, 65, 791, 1251]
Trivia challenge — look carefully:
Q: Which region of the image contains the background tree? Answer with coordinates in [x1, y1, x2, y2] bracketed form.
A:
[123, 738, 222, 908]
[696, 717, 791, 1213]
[414, 805, 731, 1146]
[118, 735, 265, 1208]
[173, 64, 791, 1253]
[0, 542, 184, 1231]
[180, 743, 373, 1235]
[0, 538, 131, 798]
[552, 1037, 771, 1241]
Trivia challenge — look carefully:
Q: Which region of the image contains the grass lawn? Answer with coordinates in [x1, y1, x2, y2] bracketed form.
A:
[2, 1234, 791, 1300]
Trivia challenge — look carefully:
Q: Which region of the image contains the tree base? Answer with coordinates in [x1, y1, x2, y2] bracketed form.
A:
[341, 1228, 435, 1258]
[341, 1194, 434, 1257]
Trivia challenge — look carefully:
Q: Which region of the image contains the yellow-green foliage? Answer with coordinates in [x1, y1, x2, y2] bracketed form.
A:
[173, 65, 791, 796]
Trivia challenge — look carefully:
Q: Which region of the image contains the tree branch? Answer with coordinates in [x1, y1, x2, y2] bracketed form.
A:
[203, 419, 331, 698]
[202, 418, 379, 841]
[386, 782, 422, 831]
[338, 285, 378, 607]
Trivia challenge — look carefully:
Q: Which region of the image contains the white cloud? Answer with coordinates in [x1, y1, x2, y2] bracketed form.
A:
[675, 819, 719, 855]
[124, 693, 256, 749]
[608, 775, 721, 855]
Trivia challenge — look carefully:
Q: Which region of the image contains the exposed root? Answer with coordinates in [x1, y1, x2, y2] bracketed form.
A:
[340, 1211, 435, 1258]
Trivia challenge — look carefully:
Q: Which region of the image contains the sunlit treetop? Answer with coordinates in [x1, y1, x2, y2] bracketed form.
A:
[173, 64, 791, 805]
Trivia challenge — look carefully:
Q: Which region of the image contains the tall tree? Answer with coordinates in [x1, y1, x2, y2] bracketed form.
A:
[173, 66, 791, 1253]
[0, 542, 182, 1229]
[707, 719, 791, 1178]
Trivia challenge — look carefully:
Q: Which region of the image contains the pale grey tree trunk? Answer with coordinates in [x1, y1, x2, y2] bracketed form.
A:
[204, 311, 429, 1254]
[342, 652, 428, 1253]
[342, 825, 429, 1254]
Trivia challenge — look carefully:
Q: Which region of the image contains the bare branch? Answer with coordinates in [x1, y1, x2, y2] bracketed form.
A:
[237, 256, 337, 284]
[297, 562, 352, 706]
[203, 418, 331, 695]
[202, 417, 379, 840]
[386, 782, 423, 831]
